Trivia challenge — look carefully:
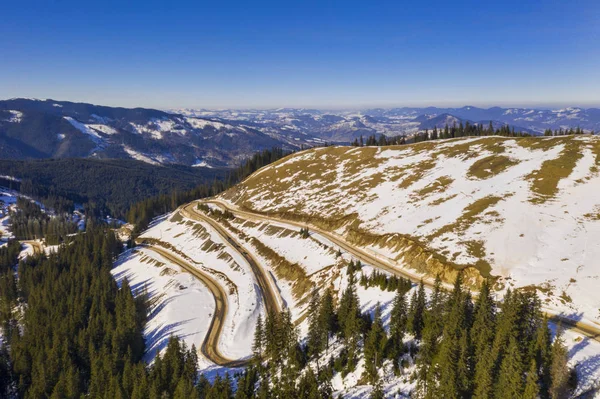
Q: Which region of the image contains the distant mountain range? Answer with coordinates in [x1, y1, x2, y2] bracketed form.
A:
[1, 98, 598, 166]
[0, 99, 324, 167]
[178, 105, 600, 142]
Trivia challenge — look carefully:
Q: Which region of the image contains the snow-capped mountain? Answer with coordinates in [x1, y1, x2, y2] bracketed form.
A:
[2, 99, 598, 167]
[0, 99, 325, 167]
[175, 105, 600, 142]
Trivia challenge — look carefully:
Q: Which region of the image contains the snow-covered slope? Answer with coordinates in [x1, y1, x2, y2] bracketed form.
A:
[0, 99, 317, 166]
[220, 135, 600, 325]
[117, 195, 600, 396]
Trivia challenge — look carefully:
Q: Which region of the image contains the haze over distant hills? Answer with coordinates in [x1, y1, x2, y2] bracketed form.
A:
[1, 98, 599, 167]
[178, 105, 600, 142]
[0, 98, 324, 167]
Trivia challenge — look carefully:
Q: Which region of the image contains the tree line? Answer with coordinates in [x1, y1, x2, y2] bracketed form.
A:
[543, 127, 590, 136]
[359, 268, 412, 293]
[0, 158, 226, 220]
[352, 121, 534, 147]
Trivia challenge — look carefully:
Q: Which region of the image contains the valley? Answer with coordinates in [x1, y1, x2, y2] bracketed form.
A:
[2, 1, 598, 396]
[4, 134, 600, 398]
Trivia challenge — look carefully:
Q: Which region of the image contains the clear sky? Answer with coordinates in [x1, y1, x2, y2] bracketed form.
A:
[1, 0, 599, 109]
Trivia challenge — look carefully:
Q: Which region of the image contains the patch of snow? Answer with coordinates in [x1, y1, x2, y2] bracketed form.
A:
[186, 117, 228, 130]
[220, 136, 600, 328]
[88, 124, 118, 135]
[141, 212, 263, 362]
[192, 160, 213, 168]
[123, 146, 161, 165]
[90, 114, 112, 123]
[5, 110, 23, 123]
[64, 116, 103, 143]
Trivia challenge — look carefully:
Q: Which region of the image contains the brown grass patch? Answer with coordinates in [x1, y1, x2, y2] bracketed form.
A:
[468, 155, 519, 179]
[526, 139, 584, 203]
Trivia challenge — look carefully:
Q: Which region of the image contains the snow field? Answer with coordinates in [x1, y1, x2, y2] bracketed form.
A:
[112, 247, 215, 364]
[140, 212, 263, 362]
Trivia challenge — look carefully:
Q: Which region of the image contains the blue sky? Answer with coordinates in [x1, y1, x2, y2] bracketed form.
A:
[1, 0, 599, 109]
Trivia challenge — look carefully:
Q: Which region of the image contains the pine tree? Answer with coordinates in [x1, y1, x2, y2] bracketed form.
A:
[253, 314, 265, 361]
[364, 304, 387, 383]
[409, 280, 426, 339]
[457, 329, 473, 397]
[174, 376, 195, 399]
[264, 312, 279, 363]
[533, 316, 552, 399]
[307, 291, 324, 360]
[388, 289, 407, 367]
[523, 360, 540, 399]
[435, 273, 471, 399]
[297, 367, 321, 399]
[549, 330, 570, 399]
[473, 346, 495, 399]
[490, 289, 518, 373]
[495, 337, 524, 398]
[472, 280, 496, 361]
[472, 280, 496, 397]
[337, 273, 362, 372]
[318, 288, 337, 350]
[370, 377, 385, 399]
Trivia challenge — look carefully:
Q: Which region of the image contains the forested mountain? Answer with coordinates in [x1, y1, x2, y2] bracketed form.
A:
[0, 158, 226, 218]
[2, 98, 596, 167]
[0, 99, 321, 166]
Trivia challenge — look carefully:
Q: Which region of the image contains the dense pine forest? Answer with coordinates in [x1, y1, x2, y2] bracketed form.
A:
[0, 225, 244, 398]
[8, 197, 79, 244]
[239, 270, 575, 398]
[0, 158, 227, 219]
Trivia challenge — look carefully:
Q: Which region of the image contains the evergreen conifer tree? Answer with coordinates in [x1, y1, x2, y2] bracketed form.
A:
[253, 314, 265, 361]
[523, 360, 540, 399]
[364, 304, 387, 383]
[495, 337, 524, 398]
[549, 330, 570, 399]
[388, 289, 408, 367]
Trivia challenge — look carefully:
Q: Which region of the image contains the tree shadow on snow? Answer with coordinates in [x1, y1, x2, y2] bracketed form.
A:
[143, 319, 196, 362]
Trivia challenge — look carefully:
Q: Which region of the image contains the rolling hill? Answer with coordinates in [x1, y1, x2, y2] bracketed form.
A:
[219, 135, 600, 325]
[105, 134, 600, 396]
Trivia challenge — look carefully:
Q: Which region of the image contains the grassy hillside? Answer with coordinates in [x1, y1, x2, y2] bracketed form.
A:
[220, 135, 600, 320]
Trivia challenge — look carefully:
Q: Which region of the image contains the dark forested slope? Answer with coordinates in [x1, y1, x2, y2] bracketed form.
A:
[0, 158, 227, 218]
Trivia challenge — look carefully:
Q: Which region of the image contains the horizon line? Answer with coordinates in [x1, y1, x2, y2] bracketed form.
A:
[3, 97, 600, 112]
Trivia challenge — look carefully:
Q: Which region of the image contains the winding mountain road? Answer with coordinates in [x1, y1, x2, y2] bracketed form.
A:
[180, 202, 283, 315]
[135, 241, 248, 368]
[206, 199, 600, 344]
[132, 201, 285, 368]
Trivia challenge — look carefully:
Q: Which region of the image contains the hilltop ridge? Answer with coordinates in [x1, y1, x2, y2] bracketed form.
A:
[220, 135, 600, 323]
